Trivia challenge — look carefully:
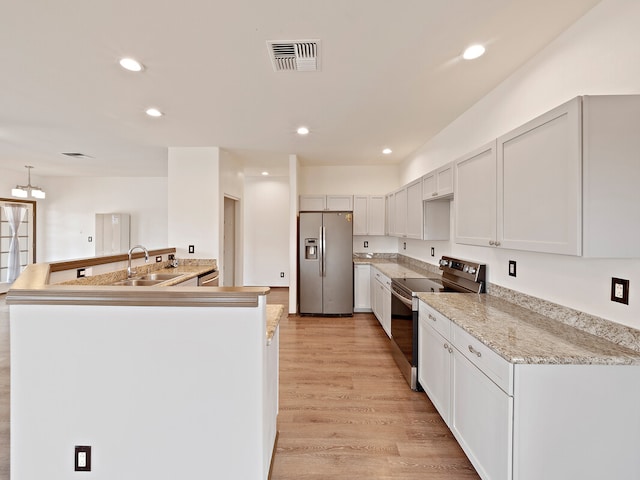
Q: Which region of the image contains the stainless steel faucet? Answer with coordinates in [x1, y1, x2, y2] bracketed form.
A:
[127, 245, 149, 278]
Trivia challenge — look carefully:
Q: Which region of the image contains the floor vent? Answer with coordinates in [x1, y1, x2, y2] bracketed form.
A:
[267, 40, 321, 72]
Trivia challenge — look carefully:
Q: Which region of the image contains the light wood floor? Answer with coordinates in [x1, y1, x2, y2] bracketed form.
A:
[0, 289, 478, 480]
[268, 288, 479, 479]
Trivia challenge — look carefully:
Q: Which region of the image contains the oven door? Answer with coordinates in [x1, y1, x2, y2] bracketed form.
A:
[390, 288, 419, 389]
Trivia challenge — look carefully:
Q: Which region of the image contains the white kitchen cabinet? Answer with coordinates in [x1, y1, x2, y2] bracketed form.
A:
[423, 199, 450, 241]
[389, 179, 423, 239]
[299, 195, 353, 211]
[455, 95, 640, 257]
[370, 266, 391, 337]
[422, 162, 454, 200]
[353, 196, 386, 236]
[454, 141, 498, 248]
[353, 264, 371, 312]
[405, 179, 423, 239]
[418, 299, 640, 480]
[418, 308, 452, 423]
[386, 193, 395, 236]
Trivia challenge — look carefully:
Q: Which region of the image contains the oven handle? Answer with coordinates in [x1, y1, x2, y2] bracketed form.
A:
[391, 286, 413, 308]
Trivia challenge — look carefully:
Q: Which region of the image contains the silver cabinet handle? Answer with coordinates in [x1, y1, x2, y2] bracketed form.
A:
[495, 241, 501, 246]
[428, 314, 437, 322]
[489, 240, 495, 246]
[432, 192, 438, 197]
[468, 345, 482, 357]
[444, 343, 449, 350]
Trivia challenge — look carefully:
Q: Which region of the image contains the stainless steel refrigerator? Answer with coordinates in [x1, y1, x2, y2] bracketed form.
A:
[299, 211, 353, 315]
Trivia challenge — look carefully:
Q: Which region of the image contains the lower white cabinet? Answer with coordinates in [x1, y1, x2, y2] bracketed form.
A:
[353, 264, 371, 312]
[370, 266, 391, 337]
[418, 300, 640, 480]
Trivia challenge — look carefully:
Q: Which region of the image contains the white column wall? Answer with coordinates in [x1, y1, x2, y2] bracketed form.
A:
[167, 147, 220, 259]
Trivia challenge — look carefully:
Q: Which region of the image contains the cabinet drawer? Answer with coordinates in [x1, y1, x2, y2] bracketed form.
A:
[372, 268, 391, 288]
[419, 301, 451, 339]
[452, 323, 513, 395]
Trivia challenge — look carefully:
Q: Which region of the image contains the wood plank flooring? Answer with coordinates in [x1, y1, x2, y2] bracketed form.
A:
[0, 289, 478, 480]
[268, 288, 479, 480]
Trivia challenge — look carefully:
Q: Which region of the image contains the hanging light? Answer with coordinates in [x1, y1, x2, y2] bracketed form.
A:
[12, 166, 46, 199]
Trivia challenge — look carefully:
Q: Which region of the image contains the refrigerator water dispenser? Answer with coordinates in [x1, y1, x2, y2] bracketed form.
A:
[304, 239, 318, 259]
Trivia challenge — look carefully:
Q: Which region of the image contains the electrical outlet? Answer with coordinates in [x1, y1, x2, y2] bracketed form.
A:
[403, 242, 406, 250]
[430, 247, 435, 257]
[77, 268, 86, 278]
[364, 241, 369, 248]
[280, 272, 285, 278]
[168, 254, 175, 261]
[611, 277, 629, 304]
[155, 256, 162, 263]
[509, 260, 517, 277]
[87, 236, 92, 243]
[75, 446, 91, 472]
[188, 245, 195, 254]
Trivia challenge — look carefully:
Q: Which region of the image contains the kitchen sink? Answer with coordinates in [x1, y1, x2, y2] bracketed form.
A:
[138, 273, 183, 281]
[111, 279, 164, 287]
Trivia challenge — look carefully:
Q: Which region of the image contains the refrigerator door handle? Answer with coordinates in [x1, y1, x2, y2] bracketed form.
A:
[319, 226, 324, 276]
[321, 226, 327, 277]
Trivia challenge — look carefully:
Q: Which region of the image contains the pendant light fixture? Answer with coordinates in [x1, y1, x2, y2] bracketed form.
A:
[12, 165, 46, 199]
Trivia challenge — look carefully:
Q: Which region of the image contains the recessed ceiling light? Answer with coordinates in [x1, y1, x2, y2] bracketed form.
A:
[119, 57, 144, 72]
[261, 171, 269, 176]
[463, 44, 486, 60]
[382, 148, 392, 155]
[297, 126, 310, 135]
[145, 108, 163, 117]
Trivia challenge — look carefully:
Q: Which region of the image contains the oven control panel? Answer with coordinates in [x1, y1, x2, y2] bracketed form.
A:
[439, 256, 486, 289]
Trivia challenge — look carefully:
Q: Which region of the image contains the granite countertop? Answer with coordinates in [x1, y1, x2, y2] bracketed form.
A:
[417, 292, 640, 366]
[60, 260, 217, 287]
[354, 257, 439, 280]
[266, 304, 284, 345]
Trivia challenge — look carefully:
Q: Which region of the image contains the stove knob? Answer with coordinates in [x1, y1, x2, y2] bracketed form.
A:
[439, 259, 449, 267]
[468, 267, 477, 275]
[463, 265, 469, 273]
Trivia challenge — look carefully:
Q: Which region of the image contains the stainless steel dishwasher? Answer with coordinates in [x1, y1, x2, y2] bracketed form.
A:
[198, 270, 219, 286]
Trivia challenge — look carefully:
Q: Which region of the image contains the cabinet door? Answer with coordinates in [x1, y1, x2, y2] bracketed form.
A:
[454, 141, 498, 247]
[370, 268, 381, 320]
[451, 348, 513, 480]
[394, 189, 407, 237]
[406, 179, 423, 240]
[353, 264, 371, 312]
[422, 172, 437, 200]
[386, 193, 395, 236]
[353, 196, 368, 235]
[497, 97, 581, 255]
[326, 195, 353, 211]
[299, 195, 326, 211]
[368, 196, 386, 235]
[436, 163, 454, 197]
[418, 317, 451, 424]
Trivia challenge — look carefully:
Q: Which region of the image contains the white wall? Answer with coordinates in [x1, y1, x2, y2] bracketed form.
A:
[398, 0, 640, 329]
[33, 176, 167, 261]
[167, 147, 220, 258]
[353, 235, 398, 255]
[243, 176, 289, 286]
[299, 165, 400, 195]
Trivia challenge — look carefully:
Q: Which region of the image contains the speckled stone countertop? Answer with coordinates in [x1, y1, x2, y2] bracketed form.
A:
[266, 304, 284, 345]
[417, 292, 640, 366]
[60, 260, 217, 287]
[353, 255, 441, 279]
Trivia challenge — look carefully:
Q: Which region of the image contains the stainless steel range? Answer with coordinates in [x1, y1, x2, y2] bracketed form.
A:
[390, 256, 486, 390]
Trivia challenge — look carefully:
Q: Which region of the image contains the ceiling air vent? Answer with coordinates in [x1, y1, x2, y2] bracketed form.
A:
[267, 40, 321, 72]
[61, 152, 93, 159]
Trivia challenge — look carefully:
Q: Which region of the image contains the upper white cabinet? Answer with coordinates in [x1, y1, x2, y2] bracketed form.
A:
[422, 162, 454, 200]
[455, 95, 640, 257]
[389, 180, 423, 239]
[353, 195, 386, 236]
[299, 195, 353, 211]
[454, 141, 498, 248]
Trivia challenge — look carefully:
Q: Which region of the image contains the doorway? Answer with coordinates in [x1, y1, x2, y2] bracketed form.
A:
[223, 196, 239, 286]
[0, 198, 36, 294]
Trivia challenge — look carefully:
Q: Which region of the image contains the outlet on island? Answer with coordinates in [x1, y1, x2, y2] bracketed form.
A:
[188, 245, 195, 254]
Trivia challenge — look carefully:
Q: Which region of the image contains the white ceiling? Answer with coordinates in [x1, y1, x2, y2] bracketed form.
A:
[0, 0, 601, 177]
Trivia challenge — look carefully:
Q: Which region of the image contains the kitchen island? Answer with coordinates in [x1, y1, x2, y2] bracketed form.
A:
[7, 262, 280, 480]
